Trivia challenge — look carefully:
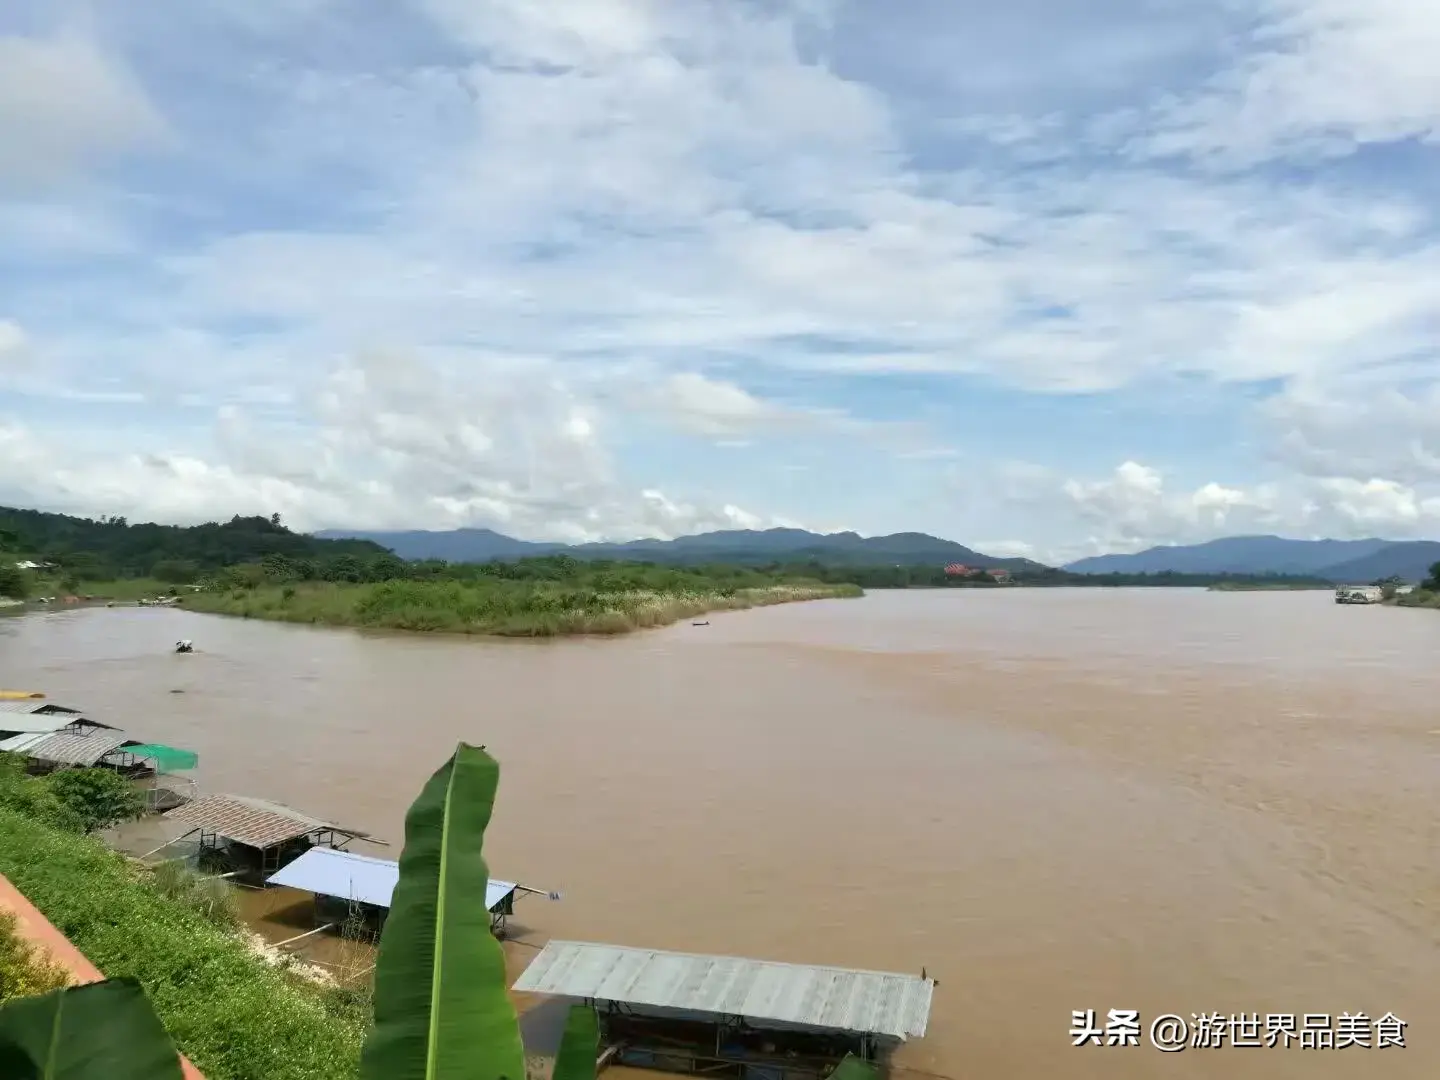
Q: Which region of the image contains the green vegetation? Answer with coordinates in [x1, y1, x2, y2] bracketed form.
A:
[1395, 561, 1440, 608]
[1205, 579, 1332, 592]
[187, 557, 861, 636]
[0, 978, 187, 1079]
[43, 768, 145, 833]
[148, 860, 242, 930]
[0, 806, 367, 1079]
[360, 743, 528, 1079]
[0, 912, 68, 1004]
[0, 741, 881, 1080]
[0, 507, 383, 591]
[798, 562, 1333, 589]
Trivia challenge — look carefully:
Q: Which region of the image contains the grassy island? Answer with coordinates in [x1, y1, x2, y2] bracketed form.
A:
[185, 563, 862, 637]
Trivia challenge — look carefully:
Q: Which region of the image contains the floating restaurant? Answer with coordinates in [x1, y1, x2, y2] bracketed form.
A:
[511, 940, 935, 1080]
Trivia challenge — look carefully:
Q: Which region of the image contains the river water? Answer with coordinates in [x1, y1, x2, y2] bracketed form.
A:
[2, 588, 1437, 1078]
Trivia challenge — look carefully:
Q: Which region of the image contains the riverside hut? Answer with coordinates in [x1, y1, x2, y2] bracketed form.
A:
[511, 941, 935, 1080]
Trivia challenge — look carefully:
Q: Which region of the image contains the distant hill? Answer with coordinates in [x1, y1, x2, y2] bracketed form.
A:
[0, 505, 386, 578]
[315, 526, 1048, 571]
[1065, 535, 1440, 582]
[1316, 541, 1440, 584]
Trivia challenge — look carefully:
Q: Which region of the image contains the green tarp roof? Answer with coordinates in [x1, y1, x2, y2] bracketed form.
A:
[123, 743, 198, 772]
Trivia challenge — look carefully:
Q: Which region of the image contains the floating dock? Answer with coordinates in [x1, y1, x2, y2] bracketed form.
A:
[512, 940, 935, 1080]
[265, 846, 555, 937]
[162, 793, 379, 877]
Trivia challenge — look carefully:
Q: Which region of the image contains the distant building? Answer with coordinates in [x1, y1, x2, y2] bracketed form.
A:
[944, 563, 971, 576]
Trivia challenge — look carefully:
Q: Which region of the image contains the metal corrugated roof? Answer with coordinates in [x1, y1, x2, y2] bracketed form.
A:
[0, 732, 50, 755]
[265, 846, 518, 911]
[0, 714, 85, 735]
[512, 942, 934, 1041]
[0, 701, 57, 716]
[0, 700, 82, 716]
[26, 730, 136, 766]
[0, 701, 47, 715]
[164, 794, 369, 850]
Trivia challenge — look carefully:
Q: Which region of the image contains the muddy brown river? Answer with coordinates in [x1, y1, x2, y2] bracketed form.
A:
[2, 588, 1438, 1078]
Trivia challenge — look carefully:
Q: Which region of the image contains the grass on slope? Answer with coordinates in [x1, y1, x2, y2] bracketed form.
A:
[0, 808, 366, 1080]
[185, 578, 862, 636]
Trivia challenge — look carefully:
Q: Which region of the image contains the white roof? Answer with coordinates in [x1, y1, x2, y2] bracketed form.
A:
[511, 941, 934, 1041]
[266, 846, 518, 911]
[0, 714, 83, 735]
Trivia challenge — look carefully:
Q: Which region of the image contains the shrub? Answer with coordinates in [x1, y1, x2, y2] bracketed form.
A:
[0, 755, 85, 834]
[43, 767, 145, 832]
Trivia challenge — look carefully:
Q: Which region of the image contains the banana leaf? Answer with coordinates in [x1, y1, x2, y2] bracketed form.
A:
[360, 742, 527, 1080]
[552, 1004, 600, 1080]
[0, 977, 184, 1079]
[830, 1055, 880, 1080]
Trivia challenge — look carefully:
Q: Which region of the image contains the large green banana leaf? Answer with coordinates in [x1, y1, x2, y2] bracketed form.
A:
[551, 1004, 600, 1080]
[360, 742, 527, 1080]
[830, 1054, 880, 1080]
[0, 977, 184, 1080]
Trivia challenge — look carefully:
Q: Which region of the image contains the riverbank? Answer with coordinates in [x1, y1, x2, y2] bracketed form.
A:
[1396, 588, 1440, 608]
[1206, 581, 1332, 591]
[182, 579, 863, 636]
[0, 806, 367, 1079]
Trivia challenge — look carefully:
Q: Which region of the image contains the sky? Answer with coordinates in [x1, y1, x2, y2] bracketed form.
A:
[2, 0, 1439, 565]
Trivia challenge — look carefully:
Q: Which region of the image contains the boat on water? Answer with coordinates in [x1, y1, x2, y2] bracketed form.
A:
[174, 640, 194, 654]
[1334, 585, 1383, 605]
[0, 690, 44, 700]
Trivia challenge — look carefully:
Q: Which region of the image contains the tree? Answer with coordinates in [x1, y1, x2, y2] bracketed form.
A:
[43, 768, 145, 832]
[0, 565, 27, 600]
[150, 560, 199, 585]
[364, 554, 407, 582]
[261, 553, 298, 582]
[1427, 562, 1440, 592]
[322, 554, 364, 583]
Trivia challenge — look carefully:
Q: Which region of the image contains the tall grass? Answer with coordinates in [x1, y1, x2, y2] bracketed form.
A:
[149, 859, 243, 929]
[186, 579, 862, 636]
[1396, 588, 1440, 609]
[0, 910, 69, 1003]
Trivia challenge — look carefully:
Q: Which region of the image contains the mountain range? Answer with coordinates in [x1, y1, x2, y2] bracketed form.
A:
[317, 526, 1440, 583]
[314, 526, 1047, 571]
[1063, 536, 1440, 583]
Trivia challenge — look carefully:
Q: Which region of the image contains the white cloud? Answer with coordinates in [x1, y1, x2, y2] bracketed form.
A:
[0, 32, 167, 190]
[1314, 477, 1440, 530]
[0, 351, 793, 541]
[1266, 380, 1440, 486]
[1143, 0, 1440, 166]
[1061, 461, 1280, 552]
[2, 2, 1440, 552]
[642, 372, 851, 439]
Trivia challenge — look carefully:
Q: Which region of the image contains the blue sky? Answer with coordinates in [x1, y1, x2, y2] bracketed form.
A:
[2, 0, 1439, 563]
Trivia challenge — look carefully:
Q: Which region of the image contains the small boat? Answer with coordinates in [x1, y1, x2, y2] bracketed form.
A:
[692, 621, 710, 627]
[174, 640, 194, 654]
[0, 690, 44, 700]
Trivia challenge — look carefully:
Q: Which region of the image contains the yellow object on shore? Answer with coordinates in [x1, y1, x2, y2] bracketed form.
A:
[0, 691, 44, 700]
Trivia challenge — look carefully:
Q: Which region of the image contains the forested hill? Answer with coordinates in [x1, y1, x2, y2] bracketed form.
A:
[0, 506, 385, 580]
